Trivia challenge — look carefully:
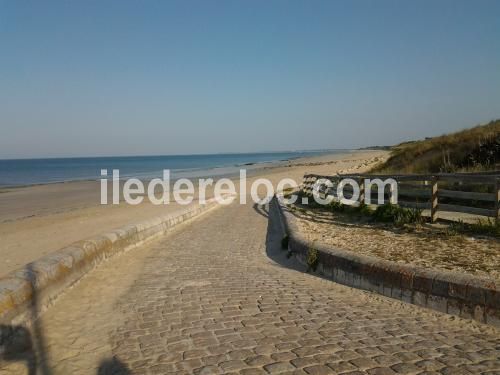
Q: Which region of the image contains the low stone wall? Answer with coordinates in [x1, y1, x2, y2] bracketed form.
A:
[0, 198, 223, 326]
[273, 196, 499, 327]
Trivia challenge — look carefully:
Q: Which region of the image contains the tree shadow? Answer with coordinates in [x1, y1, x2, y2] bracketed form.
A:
[252, 203, 269, 219]
[0, 264, 51, 375]
[264, 201, 306, 274]
[97, 357, 131, 375]
[0, 265, 133, 375]
[0, 324, 37, 375]
[265, 200, 343, 285]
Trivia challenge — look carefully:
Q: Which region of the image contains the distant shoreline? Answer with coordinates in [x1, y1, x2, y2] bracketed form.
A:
[0, 149, 353, 190]
[0, 149, 388, 277]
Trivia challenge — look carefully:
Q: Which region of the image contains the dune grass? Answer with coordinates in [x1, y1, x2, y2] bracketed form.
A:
[372, 119, 499, 174]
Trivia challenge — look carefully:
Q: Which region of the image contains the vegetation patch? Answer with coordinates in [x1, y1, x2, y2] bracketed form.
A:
[282, 187, 295, 199]
[372, 119, 499, 174]
[372, 204, 423, 226]
[450, 218, 500, 238]
[291, 202, 499, 279]
[293, 184, 497, 237]
[306, 247, 319, 272]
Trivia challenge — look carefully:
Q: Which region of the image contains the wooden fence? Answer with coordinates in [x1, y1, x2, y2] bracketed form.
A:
[301, 172, 500, 222]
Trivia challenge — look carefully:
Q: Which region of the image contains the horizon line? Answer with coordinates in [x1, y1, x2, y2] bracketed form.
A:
[0, 148, 354, 162]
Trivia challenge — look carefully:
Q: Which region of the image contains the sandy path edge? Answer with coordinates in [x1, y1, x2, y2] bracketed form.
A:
[0, 196, 226, 327]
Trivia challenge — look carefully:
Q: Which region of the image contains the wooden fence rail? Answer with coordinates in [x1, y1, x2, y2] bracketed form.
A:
[301, 172, 500, 223]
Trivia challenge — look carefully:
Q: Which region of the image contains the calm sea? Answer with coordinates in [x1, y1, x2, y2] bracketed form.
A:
[0, 151, 341, 187]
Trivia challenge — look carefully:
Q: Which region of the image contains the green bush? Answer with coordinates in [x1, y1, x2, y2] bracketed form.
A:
[450, 218, 500, 238]
[306, 248, 319, 272]
[353, 202, 372, 216]
[470, 218, 499, 237]
[372, 204, 400, 222]
[372, 203, 423, 225]
[327, 200, 345, 212]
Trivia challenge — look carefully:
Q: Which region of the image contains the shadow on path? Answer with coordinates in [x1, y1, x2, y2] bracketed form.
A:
[252, 203, 269, 219]
[0, 324, 37, 375]
[263, 201, 306, 274]
[0, 268, 133, 373]
[97, 357, 130, 375]
[0, 264, 52, 375]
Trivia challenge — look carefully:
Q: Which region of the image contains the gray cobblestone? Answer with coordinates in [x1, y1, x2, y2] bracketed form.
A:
[1, 202, 499, 374]
[102, 202, 500, 373]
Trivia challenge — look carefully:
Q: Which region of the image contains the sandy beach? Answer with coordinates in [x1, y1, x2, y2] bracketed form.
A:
[0, 150, 387, 277]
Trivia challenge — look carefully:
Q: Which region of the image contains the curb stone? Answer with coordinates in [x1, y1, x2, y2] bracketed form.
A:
[272, 195, 499, 327]
[0, 197, 225, 327]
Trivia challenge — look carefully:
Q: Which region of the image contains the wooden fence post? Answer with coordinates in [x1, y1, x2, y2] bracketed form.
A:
[359, 177, 365, 206]
[495, 178, 500, 220]
[430, 176, 438, 223]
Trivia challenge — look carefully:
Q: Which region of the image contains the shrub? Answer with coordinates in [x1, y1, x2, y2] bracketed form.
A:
[470, 218, 500, 237]
[372, 203, 423, 225]
[353, 202, 372, 216]
[450, 218, 500, 238]
[372, 204, 400, 222]
[327, 200, 345, 212]
[306, 248, 319, 272]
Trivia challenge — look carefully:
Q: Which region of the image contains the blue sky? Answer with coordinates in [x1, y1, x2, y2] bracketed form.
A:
[1, 0, 499, 159]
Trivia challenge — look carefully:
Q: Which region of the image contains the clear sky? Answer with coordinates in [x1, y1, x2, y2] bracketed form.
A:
[1, 1, 499, 159]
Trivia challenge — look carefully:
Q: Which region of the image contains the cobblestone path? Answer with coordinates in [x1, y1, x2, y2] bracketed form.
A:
[1, 202, 499, 374]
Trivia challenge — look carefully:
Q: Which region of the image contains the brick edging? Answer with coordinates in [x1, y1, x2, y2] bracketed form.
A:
[272, 195, 499, 327]
[0, 198, 224, 325]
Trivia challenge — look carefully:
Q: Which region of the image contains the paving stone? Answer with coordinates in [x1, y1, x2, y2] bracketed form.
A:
[193, 365, 222, 375]
[349, 357, 379, 370]
[244, 355, 272, 367]
[291, 356, 320, 369]
[372, 355, 401, 367]
[218, 359, 248, 371]
[1, 202, 498, 375]
[226, 349, 255, 360]
[328, 361, 359, 373]
[263, 361, 297, 373]
[303, 364, 335, 374]
[390, 362, 421, 373]
[240, 369, 268, 375]
[270, 351, 297, 361]
[366, 368, 396, 375]
[439, 366, 472, 375]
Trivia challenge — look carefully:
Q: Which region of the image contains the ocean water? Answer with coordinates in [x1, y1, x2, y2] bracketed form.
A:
[0, 151, 340, 187]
